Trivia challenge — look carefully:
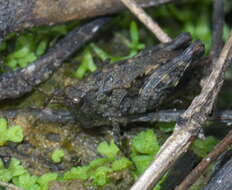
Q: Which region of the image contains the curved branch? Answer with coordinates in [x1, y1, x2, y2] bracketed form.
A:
[0, 18, 109, 101]
[0, 0, 174, 39]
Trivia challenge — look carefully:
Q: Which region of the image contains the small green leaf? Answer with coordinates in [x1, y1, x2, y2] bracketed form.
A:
[89, 158, 109, 169]
[97, 140, 119, 159]
[50, 25, 68, 35]
[9, 158, 27, 177]
[75, 49, 97, 78]
[19, 52, 37, 67]
[91, 166, 112, 186]
[132, 155, 154, 176]
[191, 136, 218, 157]
[7, 59, 18, 69]
[0, 159, 4, 169]
[36, 40, 48, 56]
[0, 41, 6, 52]
[12, 173, 38, 190]
[37, 172, 58, 190]
[132, 130, 159, 155]
[130, 21, 139, 43]
[82, 50, 97, 72]
[0, 169, 12, 182]
[0, 118, 8, 145]
[0, 118, 7, 129]
[90, 43, 110, 61]
[158, 122, 175, 133]
[112, 157, 132, 171]
[6, 125, 24, 143]
[10, 46, 30, 58]
[51, 149, 65, 163]
[153, 174, 167, 190]
[74, 65, 87, 79]
[63, 166, 89, 180]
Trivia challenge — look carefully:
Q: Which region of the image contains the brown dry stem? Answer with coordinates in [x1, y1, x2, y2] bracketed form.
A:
[130, 31, 232, 190]
[120, 0, 171, 43]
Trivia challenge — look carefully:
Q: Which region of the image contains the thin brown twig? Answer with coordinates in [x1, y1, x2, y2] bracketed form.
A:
[175, 130, 232, 190]
[0, 181, 24, 190]
[130, 31, 232, 190]
[120, 0, 171, 43]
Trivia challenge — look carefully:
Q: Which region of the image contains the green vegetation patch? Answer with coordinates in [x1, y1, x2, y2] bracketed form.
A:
[0, 130, 161, 189]
[0, 118, 24, 146]
[0, 129, 219, 190]
[0, 158, 58, 190]
[0, 23, 75, 71]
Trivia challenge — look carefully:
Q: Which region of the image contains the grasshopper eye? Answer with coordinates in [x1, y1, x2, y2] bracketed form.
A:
[72, 97, 80, 104]
[65, 87, 83, 105]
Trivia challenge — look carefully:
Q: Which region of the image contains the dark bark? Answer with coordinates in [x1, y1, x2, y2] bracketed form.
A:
[2, 108, 232, 125]
[211, 0, 224, 60]
[0, 18, 109, 100]
[204, 150, 232, 190]
[0, 0, 174, 40]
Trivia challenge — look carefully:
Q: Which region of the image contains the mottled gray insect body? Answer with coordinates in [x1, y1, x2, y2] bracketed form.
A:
[65, 33, 204, 128]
